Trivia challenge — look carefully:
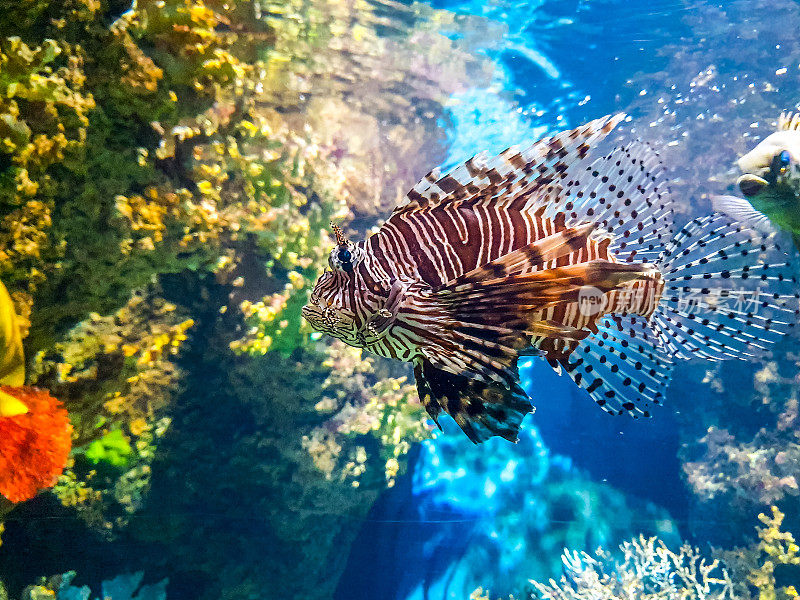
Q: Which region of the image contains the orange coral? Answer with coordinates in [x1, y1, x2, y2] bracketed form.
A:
[0, 386, 72, 503]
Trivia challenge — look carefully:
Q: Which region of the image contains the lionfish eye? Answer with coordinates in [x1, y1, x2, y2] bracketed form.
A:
[338, 248, 352, 263]
[780, 150, 792, 165]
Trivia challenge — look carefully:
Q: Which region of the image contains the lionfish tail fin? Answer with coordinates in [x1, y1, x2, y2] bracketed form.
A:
[652, 213, 800, 361]
[545, 149, 800, 417]
[413, 358, 533, 444]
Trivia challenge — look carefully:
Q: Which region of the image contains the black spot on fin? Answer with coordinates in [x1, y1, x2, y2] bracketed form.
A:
[654, 213, 800, 360]
[413, 358, 533, 444]
[545, 141, 675, 264]
[558, 315, 674, 417]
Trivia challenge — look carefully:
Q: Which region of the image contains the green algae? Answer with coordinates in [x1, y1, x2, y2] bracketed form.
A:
[84, 430, 133, 470]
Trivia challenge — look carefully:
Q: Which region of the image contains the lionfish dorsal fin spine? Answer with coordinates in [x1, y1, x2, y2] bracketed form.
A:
[393, 113, 626, 216]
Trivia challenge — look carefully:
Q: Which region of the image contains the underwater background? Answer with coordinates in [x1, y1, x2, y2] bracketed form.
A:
[0, 0, 799, 599]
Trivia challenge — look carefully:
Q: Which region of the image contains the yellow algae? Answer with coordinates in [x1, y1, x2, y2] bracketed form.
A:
[748, 507, 800, 600]
[300, 341, 433, 488]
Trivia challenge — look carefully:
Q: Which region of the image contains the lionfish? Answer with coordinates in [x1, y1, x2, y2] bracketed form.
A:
[302, 114, 800, 444]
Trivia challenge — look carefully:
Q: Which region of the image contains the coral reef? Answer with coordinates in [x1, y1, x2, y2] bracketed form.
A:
[525, 535, 735, 600]
[469, 508, 800, 600]
[29, 288, 192, 446]
[749, 507, 800, 600]
[21, 571, 167, 600]
[721, 506, 800, 600]
[302, 340, 433, 489]
[674, 348, 800, 547]
[7, 1, 800, 599]
[679, 351, 800, 507]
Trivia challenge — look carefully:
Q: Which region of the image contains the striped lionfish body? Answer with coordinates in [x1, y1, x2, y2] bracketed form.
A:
[302, 115, 800, 443]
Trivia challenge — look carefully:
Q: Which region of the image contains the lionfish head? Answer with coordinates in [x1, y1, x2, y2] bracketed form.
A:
[301, 223, 365, 346]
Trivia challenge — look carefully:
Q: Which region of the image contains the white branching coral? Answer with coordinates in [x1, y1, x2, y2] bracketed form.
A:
[529, 535, 737, 600]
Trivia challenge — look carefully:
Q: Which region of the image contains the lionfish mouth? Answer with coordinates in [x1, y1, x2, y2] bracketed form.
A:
[301, 304, 321, 329]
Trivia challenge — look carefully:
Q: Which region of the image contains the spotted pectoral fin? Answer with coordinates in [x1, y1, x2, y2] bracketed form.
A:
[413, 357, 533, 444]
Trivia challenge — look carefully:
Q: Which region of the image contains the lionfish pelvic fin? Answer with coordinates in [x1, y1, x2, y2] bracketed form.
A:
[413, 357, 533, 444]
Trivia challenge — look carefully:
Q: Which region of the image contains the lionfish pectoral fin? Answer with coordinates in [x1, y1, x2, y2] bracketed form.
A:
[427, 261, 655, 394]
[439, 261, 654, 318]
[413, 357, 533, 444]
[528, 320, 591, 341]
